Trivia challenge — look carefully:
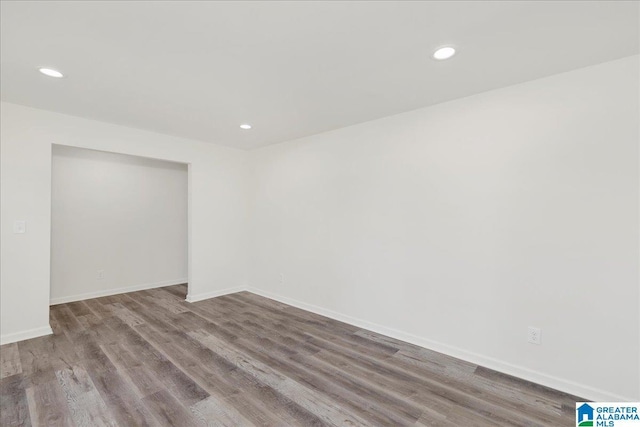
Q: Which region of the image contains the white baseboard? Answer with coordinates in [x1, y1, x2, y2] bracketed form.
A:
[49, 278, 188, 305]
[186, 286, 245, 303]
[0, 325, 53, 345]
[246, 286, 636, 402]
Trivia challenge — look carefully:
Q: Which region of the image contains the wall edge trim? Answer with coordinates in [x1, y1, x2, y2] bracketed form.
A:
[0, 326, 53, 345]
[185, 286, 245, 303]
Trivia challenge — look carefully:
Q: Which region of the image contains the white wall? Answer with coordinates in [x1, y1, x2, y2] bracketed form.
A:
[1, 102, 250, 344]
[249, 56, 640, 401]
[50, 146, 188, 304]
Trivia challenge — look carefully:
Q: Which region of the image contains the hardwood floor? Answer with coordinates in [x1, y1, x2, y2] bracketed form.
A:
[1, 284, 580, 426]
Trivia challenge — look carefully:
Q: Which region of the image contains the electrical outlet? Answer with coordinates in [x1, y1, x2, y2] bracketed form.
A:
[97, 270, 105, 280]
[279, 273, 284, 285]
[527, 327, 541, 345]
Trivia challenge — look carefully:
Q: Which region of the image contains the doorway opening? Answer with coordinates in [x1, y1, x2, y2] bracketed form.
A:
[49, 145, 190, 311]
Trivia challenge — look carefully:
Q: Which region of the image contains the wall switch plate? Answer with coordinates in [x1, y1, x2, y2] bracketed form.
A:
[97, 270, 105, 280]
[13, 220, 26, 233]
[528, 327, 541, 345]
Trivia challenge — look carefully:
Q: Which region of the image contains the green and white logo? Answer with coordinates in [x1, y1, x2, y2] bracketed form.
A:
[576, 402, 640, 427]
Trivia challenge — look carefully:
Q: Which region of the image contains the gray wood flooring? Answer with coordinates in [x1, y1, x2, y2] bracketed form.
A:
[0, 285, 580, 426]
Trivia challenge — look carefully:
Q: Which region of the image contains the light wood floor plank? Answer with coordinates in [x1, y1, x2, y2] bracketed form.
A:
[191, 329, 399, 427]
[88, 367, 160, 427]
[142, 389, 199, 427]
[0, 373, 32, 426]
[55, 365, 118, 427]
[26, 378, 75, 427]
[1, 342, 22, 379]
[190, 395, 255, 427]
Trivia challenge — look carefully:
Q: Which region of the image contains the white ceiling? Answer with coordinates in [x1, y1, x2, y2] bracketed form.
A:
[1, 1, 638, 150]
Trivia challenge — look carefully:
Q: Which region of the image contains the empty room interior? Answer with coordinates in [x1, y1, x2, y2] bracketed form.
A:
[0, 1, 639, 426]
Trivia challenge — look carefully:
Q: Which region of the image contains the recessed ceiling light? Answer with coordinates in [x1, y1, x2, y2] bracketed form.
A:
[432, 47, 456, 60]
[38, 67, 64, 78]
[239, 124, 252, 130]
